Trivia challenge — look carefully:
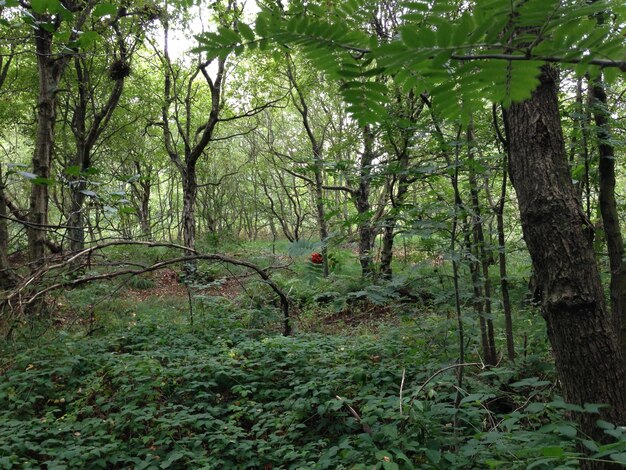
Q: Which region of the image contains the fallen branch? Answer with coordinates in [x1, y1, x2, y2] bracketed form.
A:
[2, 240, 293, 335]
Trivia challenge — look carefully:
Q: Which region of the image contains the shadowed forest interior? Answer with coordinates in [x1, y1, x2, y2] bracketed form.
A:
[1, 0, 626, 468]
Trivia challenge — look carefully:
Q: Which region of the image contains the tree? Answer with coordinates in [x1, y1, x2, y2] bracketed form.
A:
[23, 0, 100, 267]
[157, 0, 280, 263]
[590, 72, 626, 358]
[0, 9, 19, 287]
[284, 57, 332, 276]
[62, 11, 145, 252]
[379, 90, 424, 278]
[196, 0, 626, 453]
[506, 65, 626, 453]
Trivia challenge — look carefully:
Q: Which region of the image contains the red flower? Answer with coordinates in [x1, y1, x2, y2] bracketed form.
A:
[311, 252, 323, 264]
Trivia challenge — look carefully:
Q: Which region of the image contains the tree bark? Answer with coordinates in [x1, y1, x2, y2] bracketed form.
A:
[505, 66, 626, 451]
[312, 153, 330, 277]
[0, 168, 17, 289]
[589, 74, 626, 359]
[139, 179, 152, 240]
[355, 126, 375, 277]
[467, 122, 497, 365]
[27, 3, 97, 265]
[182, 166, 197, 254]
[28, 27, 62, 267]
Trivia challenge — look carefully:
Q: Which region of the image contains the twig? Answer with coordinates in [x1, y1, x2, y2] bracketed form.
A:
[399, 367, 406, 416]
[336, 395, 373, 436]
[409, 361, 485, 408]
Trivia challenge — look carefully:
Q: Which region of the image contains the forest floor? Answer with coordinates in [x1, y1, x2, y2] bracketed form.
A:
[1, 245, 625, 469]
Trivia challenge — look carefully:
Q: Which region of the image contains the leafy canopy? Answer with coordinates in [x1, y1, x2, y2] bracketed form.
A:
[194, 0, 626, 125]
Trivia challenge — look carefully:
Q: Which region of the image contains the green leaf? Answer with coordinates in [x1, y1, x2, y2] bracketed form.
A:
[92, 3, 117, 18]
[400, 26, 420, 48]
[118, 207, 136, 215]
[460, 393, 494, 405]
[525, 403, 545, 413]
[382, 461, 399, 470]
[541, 446, 565, 458]
[160, 451, 184, 468]
[424, 448, 441, 463]
[30, 0, 57, 14]
[555, 424, 577, 438]
[451, 14, 473, 45]
[76, 31, 100, 49]
[610, 453, 626, 464]
[583, 403, 607, 414]
[509, 377, 551, 388]
[596, 420, 616, 430]
[581, 440, 599, 452]
[237, 22, 255, 41]
[32, 177, 55, 185]
[65, 165, 81, 177]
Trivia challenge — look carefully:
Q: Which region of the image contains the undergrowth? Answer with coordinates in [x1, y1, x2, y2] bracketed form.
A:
[1, 311, 625, 469]
[1, 243, 625, 468]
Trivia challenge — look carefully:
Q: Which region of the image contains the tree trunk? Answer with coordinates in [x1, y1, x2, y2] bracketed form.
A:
[355, 126, 376, 277]
[0, 168, 17, 289]
[465, 226, 492, 366]
[379, 158, 410, 279]
[505, 66, 626, 452]
[312, 156, 329, 277]
[590, 74, 626, 359]
[68, 140, 88, 253]
[467, 123, 497, 366]
[494, 162, 515, 362]
[28, 28, 61, 267]
[68, 187, 86, 252]
[379, 221, 395, 279]
[67, 50, 125, 252]
[140, 180, 152, 240]
[182, 165, 197, 252]
[492, 105, 515, 361]
[496, 202, 514, 362]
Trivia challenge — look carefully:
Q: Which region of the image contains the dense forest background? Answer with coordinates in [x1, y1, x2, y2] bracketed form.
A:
[1, 0, 626, 468]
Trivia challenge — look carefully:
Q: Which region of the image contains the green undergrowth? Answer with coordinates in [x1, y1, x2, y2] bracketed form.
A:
[2, 310, 625, 469]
